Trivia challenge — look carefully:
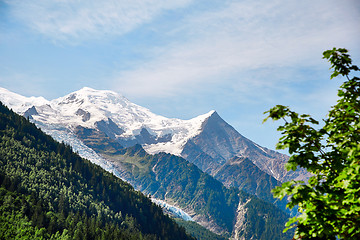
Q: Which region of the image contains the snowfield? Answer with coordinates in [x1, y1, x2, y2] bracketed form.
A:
[0, 87, 214, 157]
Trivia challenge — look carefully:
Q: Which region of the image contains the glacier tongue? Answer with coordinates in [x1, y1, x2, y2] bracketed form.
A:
[0, 87, 301, 182]
[151, 198, 194, 221]
[35, 122, 126, 178]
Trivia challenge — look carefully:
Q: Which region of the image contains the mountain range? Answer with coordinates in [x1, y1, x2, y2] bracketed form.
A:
[0, 87, 307, 239]
[0, 101, 194, 240]
[0, 87, 308, 180]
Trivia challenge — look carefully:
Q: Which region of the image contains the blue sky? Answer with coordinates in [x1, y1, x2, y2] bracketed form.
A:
[0, 0, 359, 151]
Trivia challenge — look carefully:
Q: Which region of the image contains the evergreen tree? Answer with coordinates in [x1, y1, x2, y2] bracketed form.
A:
[0, 102, 194, 240]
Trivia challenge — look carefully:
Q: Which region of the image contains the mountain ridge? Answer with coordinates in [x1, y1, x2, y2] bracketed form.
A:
[96, 143, 293, 239]
[0, 87, 303, 239]
[0, 87, 216, 158]
[0, 87, 300, 182]
[0, 101, 194, 239]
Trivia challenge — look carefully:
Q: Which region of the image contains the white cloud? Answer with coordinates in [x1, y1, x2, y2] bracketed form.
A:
[6, 0, 192, 41]
[6, 0, 359, 101]
[113, 0, 360, 98]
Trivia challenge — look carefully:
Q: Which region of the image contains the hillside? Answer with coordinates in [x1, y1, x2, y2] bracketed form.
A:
[92, 140, 294, 239]
[0, 102, 193, 240]
[0, 87, 308, 183]
[174, 218, 228, 240]
[0, 87, 300, 239]
[214, 156, 290, 214]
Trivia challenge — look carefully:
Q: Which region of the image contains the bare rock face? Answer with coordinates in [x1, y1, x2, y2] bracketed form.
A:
[0, 87, 309, 184]
[24, 106, 39, 119]
[75, 108, 91, 122]
[95, 118, 124, 138]
[232, 198, 252, 240]
[0, 87, 304, 239]
[181, 111, 309, 183]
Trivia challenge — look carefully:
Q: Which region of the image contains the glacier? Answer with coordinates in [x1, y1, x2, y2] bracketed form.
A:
[0, 87, 215, 157]
[151, 198, 194, 221]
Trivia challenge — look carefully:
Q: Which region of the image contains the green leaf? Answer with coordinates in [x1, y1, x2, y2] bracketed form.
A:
[264, 47, 360, 240]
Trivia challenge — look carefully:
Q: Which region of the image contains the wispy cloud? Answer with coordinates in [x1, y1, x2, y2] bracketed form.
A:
[5, 0, 359, 103]
[3, 0, 359, 151]
[6, 0, 193, 42]
[113, 0, 360, 99]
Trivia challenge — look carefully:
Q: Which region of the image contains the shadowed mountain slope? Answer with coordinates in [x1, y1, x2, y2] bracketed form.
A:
[0, 101, 194, 240]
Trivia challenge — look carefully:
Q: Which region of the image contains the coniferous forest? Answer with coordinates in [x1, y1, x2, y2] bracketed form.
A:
[97, 143, 293, 239]
[0, 101, 194, 240]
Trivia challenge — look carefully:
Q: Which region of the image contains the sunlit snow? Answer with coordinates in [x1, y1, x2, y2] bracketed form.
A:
[0, 87, 214, 156]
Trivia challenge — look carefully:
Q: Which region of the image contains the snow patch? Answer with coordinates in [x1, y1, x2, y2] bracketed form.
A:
[0, 87, 215, 157]
[254, 143, 268, 154]
[0, 87, 49, 114]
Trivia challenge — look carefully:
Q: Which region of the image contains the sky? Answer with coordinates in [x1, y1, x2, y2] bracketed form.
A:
[0, 0, 359, 152]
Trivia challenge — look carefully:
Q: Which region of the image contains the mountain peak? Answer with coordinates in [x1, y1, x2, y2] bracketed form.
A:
[207, 110, 217, 118]
[0, 87, 219, 158]
[79, 86, 96, 91]
[0, 87, 49, 113]
[193, 110, 216, 122]
[204, 110, 220, 121]
[0, 87, 305, 183]
[58, 87, 127, 104]
[76, 87, 124, 97]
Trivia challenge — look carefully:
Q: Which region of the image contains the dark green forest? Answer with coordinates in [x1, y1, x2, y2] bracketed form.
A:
[98, 141, 294, 239]
[0, 102, 194, 240]
[174, 218, 227, 240]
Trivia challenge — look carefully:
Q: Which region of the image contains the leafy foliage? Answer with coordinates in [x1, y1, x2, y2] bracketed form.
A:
[264, 48, 360, 239]
[0, 102, 193, 240]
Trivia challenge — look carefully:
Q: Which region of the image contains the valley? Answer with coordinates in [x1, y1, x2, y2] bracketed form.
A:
[0, 87, 305, 239]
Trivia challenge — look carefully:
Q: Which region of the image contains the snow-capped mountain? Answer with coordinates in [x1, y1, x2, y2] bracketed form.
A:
[0, 87, 307, 182]
[1, 86, 307, 237]
[0, 87, 49, 113]
[1, 87, 213, 155]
